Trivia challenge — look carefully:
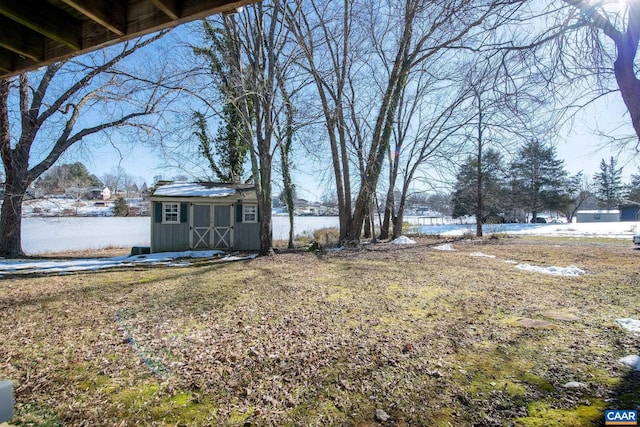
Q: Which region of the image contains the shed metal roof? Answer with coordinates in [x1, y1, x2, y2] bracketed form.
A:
[150, 181, 256, 198]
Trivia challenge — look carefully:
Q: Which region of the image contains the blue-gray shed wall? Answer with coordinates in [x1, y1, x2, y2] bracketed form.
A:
[150, 201, 260, 252]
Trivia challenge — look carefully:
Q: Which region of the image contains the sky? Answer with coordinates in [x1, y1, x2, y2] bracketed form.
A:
[74, 88, 639, 202]
[48, 15, 640, 203]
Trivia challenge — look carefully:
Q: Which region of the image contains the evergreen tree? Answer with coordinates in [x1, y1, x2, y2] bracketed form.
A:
[452, 148, 508, 222]
[36, 162, 102, 195]
[113, 197, 129, 217]
[592, 157, 624, 209]
[510, 140, 569, 222]
[624, 168, 640, 204]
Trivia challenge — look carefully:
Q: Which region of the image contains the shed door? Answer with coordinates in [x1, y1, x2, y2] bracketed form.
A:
[191, 204, 212, 250]
[213, 205, 233, 249]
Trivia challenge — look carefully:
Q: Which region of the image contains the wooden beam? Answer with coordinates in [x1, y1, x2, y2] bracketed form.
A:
[0, 48, 13, 73]
[60, 0, 127, 36]
[151, 0, 181, 20]
[0, 17, 43, 61]
[0, 0, 261, 79]
[0, 0, 81, 50]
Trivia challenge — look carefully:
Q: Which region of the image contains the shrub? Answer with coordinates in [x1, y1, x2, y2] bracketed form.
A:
[313, 227, 341, 246]
[113, 197, 129, 217]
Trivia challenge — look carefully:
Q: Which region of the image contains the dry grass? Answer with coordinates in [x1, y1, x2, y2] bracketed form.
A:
[1, 236, 639, 426]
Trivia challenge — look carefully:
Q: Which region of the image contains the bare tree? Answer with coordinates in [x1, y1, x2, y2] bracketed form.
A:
[287, 0, 522, 245]
[0, 33, 174, 257]
[380, 68, 471, 239]
[210, 0, 302, 255]
[511, 1, 640, 148]
[284, 0, 358, 243]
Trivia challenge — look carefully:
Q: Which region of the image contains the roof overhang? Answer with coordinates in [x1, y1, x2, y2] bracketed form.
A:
[0, 0, 260, 79]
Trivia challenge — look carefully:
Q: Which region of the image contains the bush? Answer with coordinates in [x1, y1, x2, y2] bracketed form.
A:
[313, 227, 341, 246]
[113, 197, 129, 217]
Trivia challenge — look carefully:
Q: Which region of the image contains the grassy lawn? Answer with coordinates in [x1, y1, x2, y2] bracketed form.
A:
[1, 236, 639, 426]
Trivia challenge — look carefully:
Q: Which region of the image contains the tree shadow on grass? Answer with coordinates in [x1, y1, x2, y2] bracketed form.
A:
[606, 368, 640, 419]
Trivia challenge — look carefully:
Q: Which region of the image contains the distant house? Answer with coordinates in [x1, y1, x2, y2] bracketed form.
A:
[149, 182, 260, 253]
[101, 187, 111, 200]
[575, 210, 620, 223]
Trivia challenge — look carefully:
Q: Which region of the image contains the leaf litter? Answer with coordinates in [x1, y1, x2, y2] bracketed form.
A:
[0, 236, 639, 426]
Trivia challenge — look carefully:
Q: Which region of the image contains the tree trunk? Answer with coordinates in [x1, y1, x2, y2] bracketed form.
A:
[363, 209, 372, 238]
[258, 151, 274, 256]
[380, 186, 394, 240]
[392, 207, 405, 239]
[0, 176, 28, 258]
[614, 4, 640, 142]
[475, 94, 484, 238]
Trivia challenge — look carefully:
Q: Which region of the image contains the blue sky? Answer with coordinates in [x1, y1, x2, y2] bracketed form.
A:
[54, 21, 640, 202]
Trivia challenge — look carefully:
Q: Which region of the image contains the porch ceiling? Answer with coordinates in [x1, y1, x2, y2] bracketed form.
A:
[0, 0, 259, 79]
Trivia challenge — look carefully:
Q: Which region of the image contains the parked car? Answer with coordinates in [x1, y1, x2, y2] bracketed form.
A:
[530, 217, 547, 223]
[634, 233, 640, 246]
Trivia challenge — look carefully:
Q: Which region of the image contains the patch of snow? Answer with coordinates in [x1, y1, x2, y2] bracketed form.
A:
[391, 236, 416, 245]
[616, 318, 640, 334]
[153, 182, 235, 197]
[515, 264, 586, 276]
[0, 250, 250, 275]
[619, 355, 640, 371]
[562, 381, 587, 389]
[433, 244, 455, 251]
[470, 252, 496, 258]
[223, 254, 258, 262]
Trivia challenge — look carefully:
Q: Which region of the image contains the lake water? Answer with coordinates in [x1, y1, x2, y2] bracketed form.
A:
[21, 216, 345, 254]
[20, 216, 637, 254]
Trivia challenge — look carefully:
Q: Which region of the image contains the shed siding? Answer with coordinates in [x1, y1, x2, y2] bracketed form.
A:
[152, 222, 190, 252]
[151, 201, 191, 252]
[576, 212, 620, 223]
[234, 223, 260, 250]
[620, 207, 640, 221]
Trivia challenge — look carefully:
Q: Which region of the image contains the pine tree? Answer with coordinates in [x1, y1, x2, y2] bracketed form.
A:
[113, 197, 129, 217]
[452, 148, 508, 223]
[510, 140, 569, 222]
[593, 157, 624, 209]
[624, 168, 640, 204]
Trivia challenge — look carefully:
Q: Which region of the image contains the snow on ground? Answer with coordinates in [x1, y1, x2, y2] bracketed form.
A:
[470, 252, 496, 258]
[515, 264, 586, 277]
[433, 243, 455, 251]
[391, 236, 416, 245]
[0, 250, 256, 275]
[415, 221, 639, 239]
[616, 318, 640, 334]
[619, 355, 640, 371]
[435, 244, 585, 277]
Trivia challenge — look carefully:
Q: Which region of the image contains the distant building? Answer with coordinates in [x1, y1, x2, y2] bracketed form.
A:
[619, 204, 640, 222]
[101, 187, 111, 200]
[575, 210, 620, 223]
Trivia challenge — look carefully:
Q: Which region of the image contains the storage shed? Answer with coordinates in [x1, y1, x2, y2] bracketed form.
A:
[575, 210, 620, 223]
[149, 182, 260, 253]
[619, 205, 640, 221]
